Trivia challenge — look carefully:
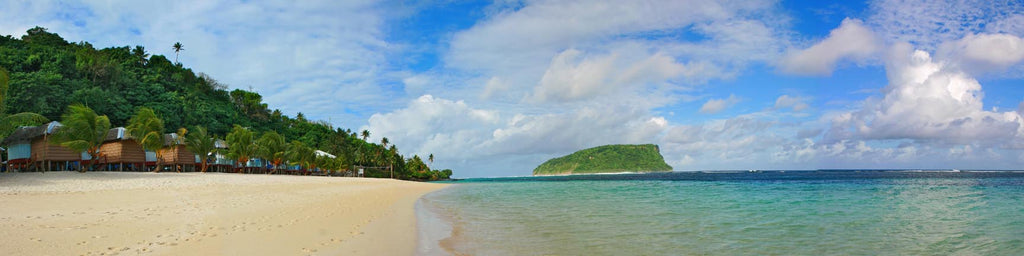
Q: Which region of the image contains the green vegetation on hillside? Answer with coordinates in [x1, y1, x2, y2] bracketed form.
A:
[533, 144, 672, 175]
[0, 27, 451, 180]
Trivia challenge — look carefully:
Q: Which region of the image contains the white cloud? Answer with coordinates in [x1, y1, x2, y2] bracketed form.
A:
[937, 33, 1024, 74]
[364, 95, 500, 160]
[660, 116, 784, 168]
[774, 95, 810, 111]
[825, 43, 1024, 146]
[868, 0, 1024, 50]
[366, 95, 670, 177]
[699, 94, 741, 114]
[446, 0, 789, 103]
[527, 47, 719, 103]
[779, 18, 879, 76]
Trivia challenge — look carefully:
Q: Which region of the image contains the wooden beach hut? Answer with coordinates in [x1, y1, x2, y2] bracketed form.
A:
[211, 140, 234, 173]
[97, 127, 147, 172]
[157, 133, 198, 172]
[0, 122, 83, 172]
[2, 126, 37, 171]
[243, 158, 266, 174]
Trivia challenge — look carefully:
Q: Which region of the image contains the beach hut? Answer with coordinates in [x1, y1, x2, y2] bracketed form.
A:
[0, 122, 83, 172]
[158, 133, 198, 172]
[97, 127, 147, 172]
[244, 158, 265, 174]
[211, 140, 234, 173]
[2, 126, 37, 171]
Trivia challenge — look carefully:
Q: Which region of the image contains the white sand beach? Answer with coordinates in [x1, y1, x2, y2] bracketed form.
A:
[0, 172, 447, 255]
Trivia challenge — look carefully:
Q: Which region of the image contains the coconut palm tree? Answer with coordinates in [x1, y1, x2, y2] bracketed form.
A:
[172, 42, 184, 64]
[0, 67, 48, 141]
[428, 153, 434, 167]
[51, 104, 111, 173]
[380, 137, 389, 148]
[132, 45, 149, 65]
[126, 107, 165, 172]
[256, 131, 287, 174]
[225, 125, 256, 173]
[361, 130, 370, 141]
[287, 140, 313, 173]
[185, 126, 216, 173]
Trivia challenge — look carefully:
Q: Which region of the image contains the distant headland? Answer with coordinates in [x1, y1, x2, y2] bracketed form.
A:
[532, 144, 672, 176]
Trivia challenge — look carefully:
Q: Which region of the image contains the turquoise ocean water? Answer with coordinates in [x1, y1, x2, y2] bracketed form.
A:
[417, 171, 1024, 255]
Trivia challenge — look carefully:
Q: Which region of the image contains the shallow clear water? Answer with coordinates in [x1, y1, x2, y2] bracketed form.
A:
[420, 171, 1024, 255]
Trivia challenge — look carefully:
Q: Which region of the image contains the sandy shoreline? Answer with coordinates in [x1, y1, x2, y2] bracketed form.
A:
[0, 172, 447, 255]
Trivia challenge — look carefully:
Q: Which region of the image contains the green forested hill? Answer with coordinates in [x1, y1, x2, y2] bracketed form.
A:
[532, 144, 672, 175]
[0, 27, 450, 180]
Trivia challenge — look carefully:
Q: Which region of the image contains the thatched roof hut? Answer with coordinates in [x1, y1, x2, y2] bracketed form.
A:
[2, 122, 82, 171]
[98, 127, 147, 165]
[158, 133, 198, 168]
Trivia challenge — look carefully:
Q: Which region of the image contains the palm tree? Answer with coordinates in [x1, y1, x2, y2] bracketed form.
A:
[132, 45, 149, 65]
[51, 104, 111, 173]
[428, 153, 434, 167]
[380, 137, 389, 148]
[172, 42, 184, 64]
[127, 107, 165, 172]
[0, 67, 48, 141]
[287, 140, 314, 173]
[185, 126, 216, 173]
[170, 127, 187, 172]
[256, 131, 287, 174]
[225, 125, 256, 173]
[360, 130, 370, 141]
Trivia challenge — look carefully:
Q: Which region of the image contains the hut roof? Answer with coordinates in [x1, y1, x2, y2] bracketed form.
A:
[214, 139, 228, 149]
[315, 150, 336, 159]
[1, 121, 62, 145]
[105, 128, 183, 147]
[163, 133, 182, 147]
[104, 127, 130, 142]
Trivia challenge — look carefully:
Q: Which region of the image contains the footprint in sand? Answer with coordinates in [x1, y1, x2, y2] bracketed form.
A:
[301, 248, 318, 253]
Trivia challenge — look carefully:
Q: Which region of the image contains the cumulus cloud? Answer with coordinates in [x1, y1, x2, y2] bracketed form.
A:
[364, 95, 500, 159]
[659, 116, 784, 168]
[825, 43, 1024, 146]
[937, 33, 1024, 74]
[774, 95, 810, 111]
[699, 95, 741, 114]
[366, 95, 669, 176]
[447, 0, 789, 103]
[779, 18, 879, 76]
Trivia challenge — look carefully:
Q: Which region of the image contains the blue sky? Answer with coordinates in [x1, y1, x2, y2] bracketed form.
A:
[3, 0, 1024, 177]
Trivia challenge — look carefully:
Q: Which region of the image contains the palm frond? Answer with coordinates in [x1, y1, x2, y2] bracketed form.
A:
[0, 112, 49, 140]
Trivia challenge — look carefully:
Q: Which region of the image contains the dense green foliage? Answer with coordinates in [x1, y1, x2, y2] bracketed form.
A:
[0, 27, 451, 180]
[0, 66, 49, 141]
[532, 144, 672, 175]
